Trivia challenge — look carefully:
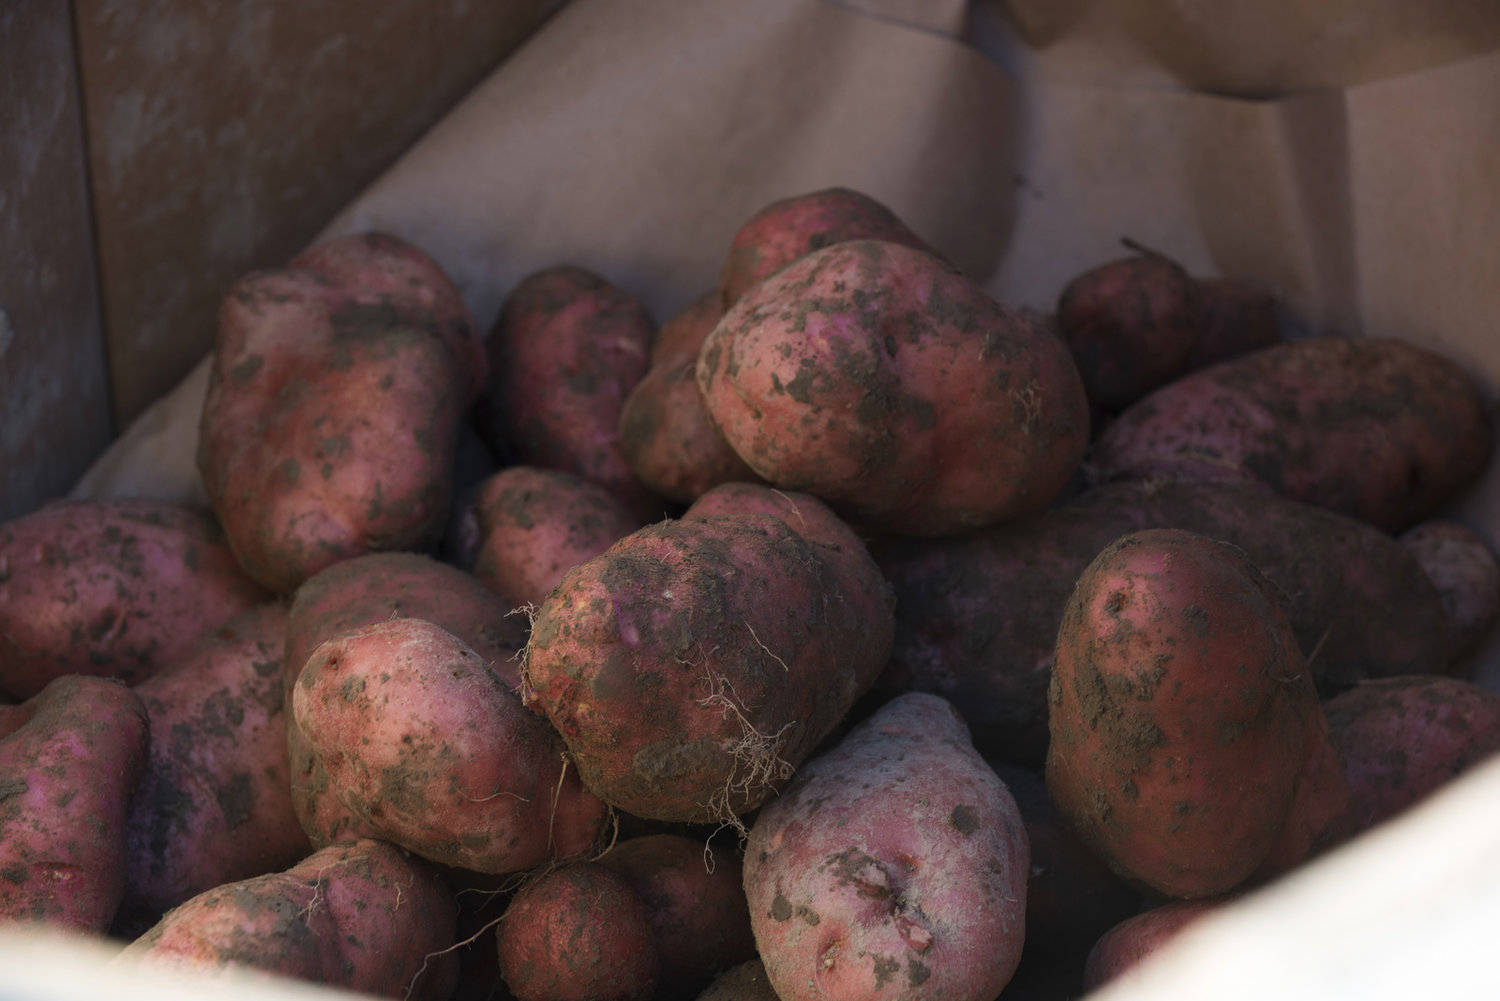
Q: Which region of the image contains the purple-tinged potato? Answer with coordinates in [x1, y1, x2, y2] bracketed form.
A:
[718, 187, 942, 308]
[1082, 896, 1236, 991]
[1056, 250, 1204, 415]
[198, 231, 486, 594]
[1184, 277, 1282, 371]
[282, 551, 530, 849]
[0, 498, 270, 700]
[598, 834, 758, 1001]
[1045, 529, 1342, 899]
[117, 838, 459, 1000]
[497, 861, 660, 1001]
[1400, 520, 1500, 662]
[522, 485, 894, 824]
[293, 617, 607, 874]
[116, 601, 311, 938]
[476, 265, 666, 523]
[464, 465, 646, 612]
[619, 292, 763, 504]
[697, 239, 1090, 537]
[744, 693, 1029, 1001]
[0, 675, 149, 932]
[1088, 336, 1494, 532]
[1326, 675, 1500, 834]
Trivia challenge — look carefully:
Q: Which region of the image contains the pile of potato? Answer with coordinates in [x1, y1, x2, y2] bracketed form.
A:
[1, 187, 1498, 1001]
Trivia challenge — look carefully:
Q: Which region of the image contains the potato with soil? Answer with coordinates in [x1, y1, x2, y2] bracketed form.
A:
[718, 187, 942, 308]
[293, 616, 606, 874]
[1399, 520, 1500, 662]
[197, 231, 486, 594]
[744, 692, 1029, 1001]
[0, 675, 150, 931]
[1326, 675, 1500, 833]
[117, 601, 310, 938]
[618, 292, 762, 504]
[1088, 335, 1494, 532]
[1184, 277, 1282, 370]
[476, 265, 665, 522]
[697, 239, 1090, 536]
[522, 484, 894, 823]
[117, 837, 458, 1000]
[1045, 528, 1351, 899]
[282, 551, 530, 847]
[871, 479, 1450, 767]
[0, 498, 270, 700]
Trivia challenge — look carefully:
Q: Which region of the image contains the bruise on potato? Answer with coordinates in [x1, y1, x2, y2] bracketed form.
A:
[0, 499, 270, 700]
[743, 693, 1029, 1001]
[197, 231, 486, 594]
[1089, 335, 1494, 532]
[0, 675, 150, 932]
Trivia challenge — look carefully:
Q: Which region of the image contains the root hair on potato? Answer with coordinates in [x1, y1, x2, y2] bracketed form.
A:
[697, 662, 797, 838]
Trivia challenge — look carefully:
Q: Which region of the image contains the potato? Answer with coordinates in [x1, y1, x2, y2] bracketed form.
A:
[496, 861, 660, 1001]
[1184, 277, 1282, 370]
[1082, 896, 1234, 991]
[718, 187, 941, 308]
[598, 833, 758, 1000]
[0, 675, 149, 931]
[1399, 520, 1500, 661]
[522, 484, 893, 823]
[0, 498, 270, 700]
[696, 239, 1090, 536]
[1045, 528, 1350, 899]
[743, 692, 1029, 1001]
[117, 601, 311, 937]
[117, 837, 458, 1000]
[1325, 675, 1500, 833]
[292, 616, 607, 874]
[198, 231, 486, 593]
[1088, 336, 1494, 532]
[476, 265, 666, 522]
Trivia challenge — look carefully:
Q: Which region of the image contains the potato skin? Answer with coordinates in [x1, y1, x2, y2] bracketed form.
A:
[198, 232, 485, 593]
[1184, 277, 1281, 370]
[1089, 336, 1494, 532]
[1399, 520, 1500, 661]
[293, 617, 606, 874]
[1045, 528, 1324, 899]
[0, 675, 150, 931]
[1082, 896, 1232, 991]
[744, 692, 1029, 1001]
[118, 837, 458, 1000]
[522, 485, 893, 823]
[118, 601, 310, 936]
[0, 499, 270, 700]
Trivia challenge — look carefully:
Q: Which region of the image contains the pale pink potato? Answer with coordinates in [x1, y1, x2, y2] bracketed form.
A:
[117, 601, 311, 937]
[198, 231, 485, 594]
[117, 837, 459, 1000]
[1399, 520, 1500, 661]
[0, 498, 270, 700]
[465, 465, 645, 611]
[293, 616, 607, 874]
[697, 239, 1090, 537]
[744, 693, 1030, 1001]
[0, 675, 150, 932]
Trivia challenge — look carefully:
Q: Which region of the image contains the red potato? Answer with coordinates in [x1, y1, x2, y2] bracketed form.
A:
[463, 465, 646, 611]
[598, 834, 758, 1001]
[1325, 675, 1500, 833]
[117, 837, 459, 1000]
[718, 187, 942, 308]
[117, 601, 311, 938]
[1056, 250, 1203, 414]
[744, 692, 1030, 1001]
[198, 231, 486, 594]
[293, 616, 607, 874]
[1082, 896, 1234, 991]
[522, 484, 894, 824]
[282, 551, 530, 848]
[0, 498, 270, 700]
[618, 292, 763, 504]
[476, 265, 666, 522]
[497, 861, 660, 1001]
[1045, 528, 1350, 899]
[0, 675, 149, 931]
[1399, 520, 1500, 661]
[1088, 335, 1494, 532]
[697, 239, 1090, 537]
[1184, 277, 1282, 370]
